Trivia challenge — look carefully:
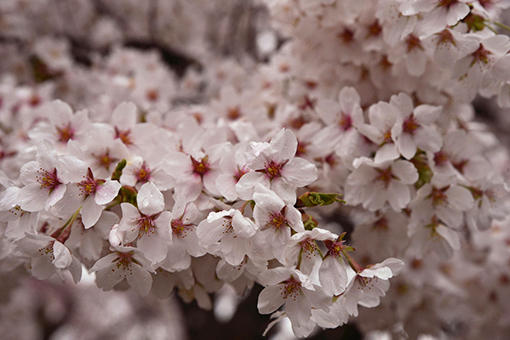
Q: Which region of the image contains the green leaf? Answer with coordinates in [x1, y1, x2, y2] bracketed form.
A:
[297, 192, 345, 208]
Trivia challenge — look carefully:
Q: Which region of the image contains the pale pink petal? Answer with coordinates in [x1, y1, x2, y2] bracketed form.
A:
[446, 185, 474, 211]
[82, 196, 103, 229]
[397, 133, 417, 160]
[137, 182, 164, 216]
[19, 183, 48, 212]
[319, 256, 348, 295]
[391, 160, 418, 184]
[282, 157, 317, 187]
[95, 180, 121, 205]
[126, 264, 153, 296]
[258, 284, 285, 314]
[52, 241, 73, 269]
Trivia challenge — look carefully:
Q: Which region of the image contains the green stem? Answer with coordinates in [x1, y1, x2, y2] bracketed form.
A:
[493, 21, 510, 32]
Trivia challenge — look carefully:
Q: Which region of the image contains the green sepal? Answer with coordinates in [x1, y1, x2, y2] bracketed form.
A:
[122, 186, 138, 207]
[302, 213, 319, 230]
[411, 151, 433, 189]
[111, 159, 127, 181]
[463, 13, 487, 32]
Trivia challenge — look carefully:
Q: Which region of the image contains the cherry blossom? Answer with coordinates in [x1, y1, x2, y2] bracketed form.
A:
[18, 140, 82, 212]
[90, 245, 154, 296]
[236, 128, 317, 204]
[344, 157, 419, 211]
[257, 267, 332, 337]
[117, 182, 171, 264]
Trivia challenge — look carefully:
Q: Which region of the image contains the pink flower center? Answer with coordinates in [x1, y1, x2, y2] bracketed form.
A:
[403, 114, 419, 135]
[433, 151, 449, 166]
[281, 276, 301, 300]
[356, 275, 379, 290]
[56, 123, 74, 143]
[438, 0, 458, 8]
[114, 251, 134, 269]
[78, 168, 104, 197]
[136, 162, 152, 183]
[471, 44, 492, 66]
[436, 29, 456, 46]
[221, 216, 235, 235]
[96, 150, 116, 170]
[115, 127, 133, 145]
[227, 106, 242, 120]
[367, 21, 382, 37]
[146, 89, 159, 102]
[36, 167, 61, 192]
[406, 34, 423, 53]
[339, 113, 352, 131]
[233, 165, 249, 182]
[137, 214, 157, 238]
[299, 238, 317, 258]
[430, 187, 448, 206]
[373, 217, 389, 231]
[296, 141, 308, 157]
[191, 156, 210, 178]
[171, 218, 193, 238]
[266, 211, 288, 230]
[327, 240, 345, 258]
[376, 167, 393, 188]
[260, 160, 288, 180]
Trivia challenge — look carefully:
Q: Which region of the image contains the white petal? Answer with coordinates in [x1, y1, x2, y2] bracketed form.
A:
[319, 256, 348, 295]
[137, 182, 164, 215]
[126, 264, 153, 296]
[82, 196, 103, 229]
[95, 180, 121, 205]
[258, 285, 285, 314]
[52, 241, 73, 269]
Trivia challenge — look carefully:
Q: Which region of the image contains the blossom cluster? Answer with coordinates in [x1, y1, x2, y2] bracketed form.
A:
[1, 0, 510, 338]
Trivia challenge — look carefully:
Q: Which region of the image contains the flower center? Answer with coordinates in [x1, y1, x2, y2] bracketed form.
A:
[146, 89, 159, 102]
[96, 150, 116, 169]
[114, 251, 133, 269]
[376, 167, 393, 188]
[436, 29, 456, 46]
[36, 167, 61, 192]
[56, 123, 74, 143]
[406, 34, 423, 53]
[471, 44, 492, 66]
[233, 166, 249, 182]
[367, 21, 382, 37]
[266, 211, 288, 230]
[433, 151, 449, 166]
[430, 187, 448, 206]
[227, 106, 242, 120]
[299, 237, 317, 257]
[171, 218, 193, 238]
[357, 275, 379, 290]
[438, 0, 459, 8]
[260, 160, 287, 180]
[373, 217, 389, 231]
[403, 114, 419, 134]
[296, 141, 308, 157]
[339, 113, 352, 131]
[137, 215, 157, 238]
[327, 240, 345, 257]
[136, 162, 152, 183]
[78, 168, 104, 197]
[281, 276, 301, 300]
[191, 156, 210, 178]
[115, 126, 133, 145]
